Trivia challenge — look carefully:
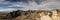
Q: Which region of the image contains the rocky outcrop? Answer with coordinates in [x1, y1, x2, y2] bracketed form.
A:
[1, 9, 60, 20]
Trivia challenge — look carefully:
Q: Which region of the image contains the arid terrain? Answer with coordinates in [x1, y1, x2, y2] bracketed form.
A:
[0, 9, 59, 20]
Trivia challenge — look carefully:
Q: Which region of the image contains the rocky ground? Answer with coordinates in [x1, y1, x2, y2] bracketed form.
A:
[0, 9, 59, 20]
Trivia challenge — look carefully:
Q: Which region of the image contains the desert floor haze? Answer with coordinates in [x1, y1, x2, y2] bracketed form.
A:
[0, 9, 59, 20]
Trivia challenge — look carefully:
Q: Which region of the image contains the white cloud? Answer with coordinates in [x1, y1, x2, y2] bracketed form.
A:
[0, 0, 60, 12]
[9, 0, 60, 10]
[0, 8, 17, 12]
[8, 1, 47, 10]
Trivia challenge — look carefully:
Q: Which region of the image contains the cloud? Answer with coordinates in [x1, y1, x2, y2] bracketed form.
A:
[6, 0, 47, 10]
[44, 2, 60, 9]
[0, 8, 17, 12]
[0, 0, 60, 12]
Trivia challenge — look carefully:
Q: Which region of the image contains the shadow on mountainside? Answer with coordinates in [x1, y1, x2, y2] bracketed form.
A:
[0, 9, 60, 20]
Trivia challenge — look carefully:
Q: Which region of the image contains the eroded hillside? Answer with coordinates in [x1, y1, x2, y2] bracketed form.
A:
[0, 9, 60, 20]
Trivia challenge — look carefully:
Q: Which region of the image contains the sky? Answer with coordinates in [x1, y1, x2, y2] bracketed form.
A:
[0, 0, 60, 12]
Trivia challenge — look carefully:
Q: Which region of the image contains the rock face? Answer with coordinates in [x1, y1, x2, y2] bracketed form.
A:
[1, 9, 60, 20]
